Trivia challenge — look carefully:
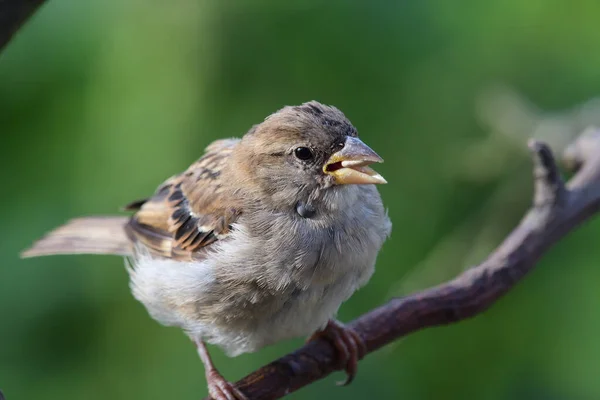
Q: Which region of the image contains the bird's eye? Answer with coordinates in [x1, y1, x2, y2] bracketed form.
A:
[294, 147, 314, 161]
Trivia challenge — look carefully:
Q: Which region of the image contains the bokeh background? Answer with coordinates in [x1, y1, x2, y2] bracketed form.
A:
[2, 1, 600, 399]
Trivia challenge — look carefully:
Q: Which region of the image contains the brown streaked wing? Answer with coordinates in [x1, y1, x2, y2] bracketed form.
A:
[124, 138, 241, 260]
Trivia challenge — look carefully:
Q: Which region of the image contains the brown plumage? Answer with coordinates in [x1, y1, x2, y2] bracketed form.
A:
[21, 101, 391, 400]
[23, 139, 241, 261]
[126, 139, 241, 260]
[21, 216, 131, 257]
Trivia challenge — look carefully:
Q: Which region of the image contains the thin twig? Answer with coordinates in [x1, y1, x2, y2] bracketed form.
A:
[0, 0, 47, 52]
[209, 129, 600, 400]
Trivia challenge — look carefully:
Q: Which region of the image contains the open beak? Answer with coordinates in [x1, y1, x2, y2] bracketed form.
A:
[324, 136, 387, 185]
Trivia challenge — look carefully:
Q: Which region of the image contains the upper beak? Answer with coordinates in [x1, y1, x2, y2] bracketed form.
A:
[324, 136, 387, 185]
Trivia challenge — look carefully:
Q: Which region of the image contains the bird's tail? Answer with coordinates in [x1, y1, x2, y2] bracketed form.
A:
[21, 216, 133, 258]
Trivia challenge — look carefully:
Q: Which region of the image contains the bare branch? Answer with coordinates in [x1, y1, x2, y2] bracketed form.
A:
[0, 0, 47, 52]
[209, 129, 600, 400]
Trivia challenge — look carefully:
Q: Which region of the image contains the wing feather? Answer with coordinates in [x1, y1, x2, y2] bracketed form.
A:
[125, 138, 241, 260]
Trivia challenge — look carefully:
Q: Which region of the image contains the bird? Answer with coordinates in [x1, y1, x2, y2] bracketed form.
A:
[22, 101, 392, 400]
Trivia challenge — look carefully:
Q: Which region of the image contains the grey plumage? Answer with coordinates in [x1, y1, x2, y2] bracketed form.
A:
[130, 182, 390, 355]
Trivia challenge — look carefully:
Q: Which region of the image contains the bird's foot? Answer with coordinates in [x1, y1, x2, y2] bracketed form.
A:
[307, 319, 367, 386]
[206, 369, 247, 400]
[195, 339, 247, 400]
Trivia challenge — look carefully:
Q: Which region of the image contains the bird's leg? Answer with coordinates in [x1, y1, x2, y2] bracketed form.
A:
[306, 319, 367, 386]
[194, 339, 248, 400]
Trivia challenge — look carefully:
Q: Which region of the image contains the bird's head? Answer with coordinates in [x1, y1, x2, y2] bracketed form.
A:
[230, 101, 386, 211]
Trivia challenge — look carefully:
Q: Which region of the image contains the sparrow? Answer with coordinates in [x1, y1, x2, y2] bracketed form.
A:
[22, 101, 391, 400]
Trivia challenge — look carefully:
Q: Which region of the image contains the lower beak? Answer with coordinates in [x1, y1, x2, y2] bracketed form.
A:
[324, 136, 387, 185]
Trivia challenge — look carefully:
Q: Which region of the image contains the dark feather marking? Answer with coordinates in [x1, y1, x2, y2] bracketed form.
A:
[321, 117, 341, 127]
[125, 219, 171, 253]
[294, 102, 358, 138]
[175, 216, 198, 241]
[305, 103, 324, 116]
[132, 221, 169, 239]
[343, 124, 358, 137]
[124, 138, 244, 258]
[123, 199, 148, 211]
[171, 208, 188, 223]
[187, 230, 205, 248]
[199, 168, 221, 180]
[181, 228, 201, 247]
[157, 184, 172, 195]
[168, 189, 184, 202]
[199, 231, 217, 247]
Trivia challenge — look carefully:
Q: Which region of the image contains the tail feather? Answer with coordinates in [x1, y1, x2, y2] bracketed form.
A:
[21, 216, 132, 258]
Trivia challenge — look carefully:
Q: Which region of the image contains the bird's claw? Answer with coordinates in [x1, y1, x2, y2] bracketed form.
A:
[207, 370, 247, 400]
[307, 319, 367, 386]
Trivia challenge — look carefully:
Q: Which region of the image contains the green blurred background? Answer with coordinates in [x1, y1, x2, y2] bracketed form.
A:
[2, 1, 600, 399]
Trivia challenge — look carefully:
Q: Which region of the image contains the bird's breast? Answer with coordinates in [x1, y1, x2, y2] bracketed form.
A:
[231, 186, 390, 291]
